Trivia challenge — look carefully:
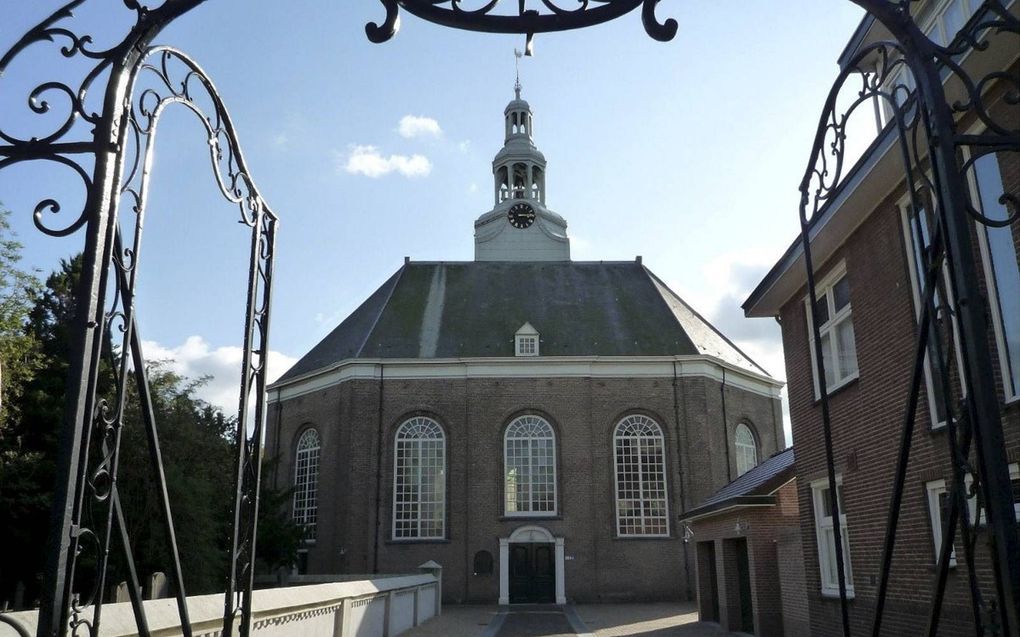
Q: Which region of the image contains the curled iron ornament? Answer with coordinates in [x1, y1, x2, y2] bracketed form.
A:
[366, 0, 677, 44]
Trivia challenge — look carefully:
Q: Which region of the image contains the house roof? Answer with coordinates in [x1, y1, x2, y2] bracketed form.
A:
[274, 261, 770, 385]
[678, 447, 795, 522]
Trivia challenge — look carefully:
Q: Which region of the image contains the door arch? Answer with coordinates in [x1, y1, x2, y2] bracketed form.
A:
[499, 525, 565, 605]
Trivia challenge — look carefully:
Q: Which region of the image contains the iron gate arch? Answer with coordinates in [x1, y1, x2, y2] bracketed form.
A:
[0, 1, 1016, 636]
[0, 4, 276, 636]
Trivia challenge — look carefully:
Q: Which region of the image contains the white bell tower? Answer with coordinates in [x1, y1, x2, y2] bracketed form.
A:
[474, 80, 570, 262]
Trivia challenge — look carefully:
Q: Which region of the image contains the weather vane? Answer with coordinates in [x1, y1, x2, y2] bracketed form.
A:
[365, 0, 677, 47]
[514, 48, 525, 96]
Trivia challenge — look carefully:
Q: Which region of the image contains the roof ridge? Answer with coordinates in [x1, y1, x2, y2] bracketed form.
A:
[641, 266, 772, 377]
[355, 262, 409, 358]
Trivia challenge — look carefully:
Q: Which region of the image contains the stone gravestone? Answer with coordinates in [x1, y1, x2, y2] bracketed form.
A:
[114, 582, 131, 603]
[146, 572, 169, 599]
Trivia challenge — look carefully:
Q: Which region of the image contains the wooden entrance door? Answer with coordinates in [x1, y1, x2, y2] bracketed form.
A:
[508, 543, 555, 603]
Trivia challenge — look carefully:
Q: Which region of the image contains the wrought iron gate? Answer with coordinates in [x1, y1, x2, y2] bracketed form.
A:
[0, 2, 275, 636]
[0, 1, 1016, 636]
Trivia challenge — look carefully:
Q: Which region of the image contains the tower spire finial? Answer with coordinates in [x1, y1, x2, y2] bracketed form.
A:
[514, 48, 523, 99]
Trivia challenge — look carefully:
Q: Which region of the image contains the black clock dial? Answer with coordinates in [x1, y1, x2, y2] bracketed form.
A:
[508, 202, 536, 229]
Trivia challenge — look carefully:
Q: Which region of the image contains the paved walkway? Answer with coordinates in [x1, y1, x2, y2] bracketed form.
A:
[401, 603, 740, 637]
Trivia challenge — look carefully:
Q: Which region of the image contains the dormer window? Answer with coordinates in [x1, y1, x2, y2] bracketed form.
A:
[515, 322, 540, 357]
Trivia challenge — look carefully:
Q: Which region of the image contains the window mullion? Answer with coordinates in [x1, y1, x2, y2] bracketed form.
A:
[416, 440, 423, 537]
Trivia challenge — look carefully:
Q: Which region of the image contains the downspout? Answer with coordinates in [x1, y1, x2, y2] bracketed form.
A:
[773, 315, 785, 448]
[720, 367, 732, 481]
[273, 395, 283, 487]
[372, 363, 385, 573]
[672, 360, 692, 600]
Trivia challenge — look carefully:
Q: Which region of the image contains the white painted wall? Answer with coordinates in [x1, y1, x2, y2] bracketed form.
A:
[0, 574, 440, 637]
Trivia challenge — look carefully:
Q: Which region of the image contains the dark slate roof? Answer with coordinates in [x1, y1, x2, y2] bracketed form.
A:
[679, 447, 796, 521]
[275, 261, 769, 384]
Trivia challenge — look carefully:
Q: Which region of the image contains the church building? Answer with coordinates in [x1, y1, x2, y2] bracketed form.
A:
[265, 83, 785, 604]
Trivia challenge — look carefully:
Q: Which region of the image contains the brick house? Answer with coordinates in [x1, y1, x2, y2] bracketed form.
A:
[742, 2, 1019, 634]
[679, 448, 807, 637]
[265, 86, 784, 604]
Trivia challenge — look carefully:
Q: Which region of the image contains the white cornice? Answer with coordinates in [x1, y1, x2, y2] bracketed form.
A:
[267, 355, 784, 403]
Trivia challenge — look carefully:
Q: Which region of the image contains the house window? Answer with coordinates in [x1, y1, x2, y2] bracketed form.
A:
[293, 428, 321, 540]
[965, 462, 1020, 525]
[515, 322, 540, 357]
[811, 476, 854, 597]
[614, 415, 669, 537]
[393, 417, 446, 540]
[900, 198, 966, 428]
[516, 335, 538, 356]
[734, 423, 758, 477]
[925, 479, 957, 566]
[973, 153, 1020, 401]
[806, 264, 859, 395]
[504, 415, 557, 515]
[923, 0, 974, 47]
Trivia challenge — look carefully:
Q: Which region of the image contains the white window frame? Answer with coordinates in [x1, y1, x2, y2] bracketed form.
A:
[504, 415, 558, 517]
[613, 415, 670, 538]
[897, 193, 968, 429]
[805, 261, 859, 398]
[392, 417, 447, 540]
[964, 462, 1020, 525]
[968, 147, 1020, 404]
[925, 479, 958, 566]
[516, 334, 539, 357]
[293, 428, 321, 542]
[921, 0, 974, 47]
[734, 423, 758, 477]
[811, 476, 855, 598]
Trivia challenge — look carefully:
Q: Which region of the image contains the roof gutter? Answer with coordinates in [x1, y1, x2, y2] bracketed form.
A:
[677, 496, 778, 524]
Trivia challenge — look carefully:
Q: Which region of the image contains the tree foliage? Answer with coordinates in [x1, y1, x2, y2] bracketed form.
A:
[0, 246, 302, 608]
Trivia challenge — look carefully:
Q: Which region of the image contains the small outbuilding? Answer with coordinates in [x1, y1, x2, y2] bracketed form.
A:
[678, 447, 807, 637]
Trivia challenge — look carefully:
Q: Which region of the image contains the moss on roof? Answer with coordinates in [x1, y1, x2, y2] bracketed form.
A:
[277, 261, 767, 383]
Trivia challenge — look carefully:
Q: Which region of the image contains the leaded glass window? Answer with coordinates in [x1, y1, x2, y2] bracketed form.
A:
[293, 428, 320, 539]
[614, 415, 669, 536]
[504, 415, 557, 515]
[393, 417, 446, 539]
[735, 423, 758, 477]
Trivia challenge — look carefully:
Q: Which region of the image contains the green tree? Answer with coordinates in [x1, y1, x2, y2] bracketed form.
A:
[1, 250, 302, 607]
[0, 206, 41, 433]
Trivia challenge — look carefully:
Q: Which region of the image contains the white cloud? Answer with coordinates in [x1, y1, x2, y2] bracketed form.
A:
[139, 335, 297, 415]
[458, 140, 471, 153]
[272, 133, 289, 149]
[338, 145, 432, 178]
[467, 183, 478, 193]
[666, 250, 793, 444]
[398, 115, 443, 139]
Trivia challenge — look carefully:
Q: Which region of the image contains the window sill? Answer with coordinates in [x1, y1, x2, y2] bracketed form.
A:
[820, 588, 856, 600]
[613, 534, 673, 541]
[386, 539, 451, 545]
[814, 374, 859, 404]
[500, 515, 562, 522]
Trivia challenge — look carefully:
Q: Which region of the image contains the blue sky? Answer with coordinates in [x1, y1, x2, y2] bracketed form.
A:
[1, 1, 868, 440]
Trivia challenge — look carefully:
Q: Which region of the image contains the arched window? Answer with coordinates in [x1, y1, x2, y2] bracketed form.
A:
[735, 423, 758, 476]
[504, 415, 557, 515]
[294, 428, 321, 539]
[614, 415, 669, 536]
[393, 417, 446, 539]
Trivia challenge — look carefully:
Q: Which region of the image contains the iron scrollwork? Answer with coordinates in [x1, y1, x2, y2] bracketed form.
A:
[0, 2, 273, 637]
[365, 0, 678, 45]
[802, 1, 1019, 635]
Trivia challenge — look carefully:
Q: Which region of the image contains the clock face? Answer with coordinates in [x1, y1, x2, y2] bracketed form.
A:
[507, 202, 536, 229]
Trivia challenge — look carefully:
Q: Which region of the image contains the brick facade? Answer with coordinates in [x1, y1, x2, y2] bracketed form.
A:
[687, 478, 806, 636]
[266, 370, 782, 603]
[766, 78, 1019, 637]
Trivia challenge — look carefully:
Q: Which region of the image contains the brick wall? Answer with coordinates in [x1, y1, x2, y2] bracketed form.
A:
[266, 370, 781, 603]
[778, 100, 1019, 635]
[687, 479, 804, 637]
